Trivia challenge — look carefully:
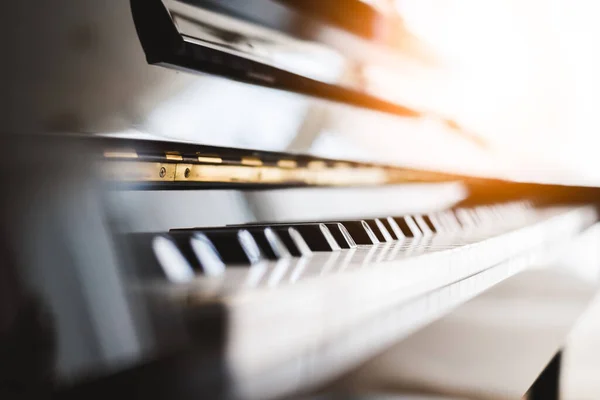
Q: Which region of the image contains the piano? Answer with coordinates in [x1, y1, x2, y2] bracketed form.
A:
[2, 1, 600, 399]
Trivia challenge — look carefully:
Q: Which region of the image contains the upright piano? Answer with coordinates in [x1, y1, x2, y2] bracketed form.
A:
[2, 1, 600, 399]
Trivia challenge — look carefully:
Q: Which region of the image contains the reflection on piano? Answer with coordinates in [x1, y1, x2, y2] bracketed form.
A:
[2, 1, 600, 400]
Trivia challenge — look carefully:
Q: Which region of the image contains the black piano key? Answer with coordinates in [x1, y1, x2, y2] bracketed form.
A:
[374, 218, 394, 242]
[244, 227, 291, 260]
[151, 234, 198, 282]
[237, 229, 264, 262]
[427, 214, 446, 233]
[172, 226, 289, 261]
[126, 233, 196, 282]
[413, 215, 433, 236]
[163, 232, 206, 270]
[271, 226, 313, 257]
[233, 220, 381, 246]
[379, 217, 400, 240]
[324, 223, 357, 249]
[171, 229, 263, 265]
[263, 227, 292, 259]
[364, 219, 386, 242]
[392, 216, 422, 238]
[285, 224, 341, 252]
[337, 221, 380, 245]
[229, 222, 342, 252]
[188, 233, 227, 276]
[421, 215, 437, 233]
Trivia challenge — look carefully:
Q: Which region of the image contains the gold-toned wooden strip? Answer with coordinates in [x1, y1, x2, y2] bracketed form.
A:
[175, 164, 262, 183]
[307, 160, 327, 170]
[350, 167, 388, 185]
[385, 169, 434, 182]
[197, 155, 223, 164]
[241, 157, 263, 166]
[334, 162, 351, 169]
[101, 161, 176, 182]
[102, 161, 416, 186]
[305, 167, 387, 186]
[277, 159, 298, 169]
[165, 152, 183, 161]
[173, 164, 310, 184]
[103, 150, 138, 159]
[258, 167, 302, 183]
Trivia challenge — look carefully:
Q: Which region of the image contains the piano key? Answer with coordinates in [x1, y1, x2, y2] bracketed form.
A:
[171, 229, 264, 265]
[375, 219, 394, 241]
[278, 220, 380, 246]
[324, 223, 357, 249]
[454, 208, 477, 229]
[171, 225, 290, 261]
[232, 223, 342, 252]
[438, 210, 462, 232]
[263, 227, 292, 259]
[175, 207, 572, 295]
[154, 206, 596, 400]
[392, 216, 423, 238]
[413, 215, 434, 237]
[151, 235, 196, 283]
[383, 217, 405, 239]
[189, 233, 226, 277]
[126, 233, 197, 282]
[337, 220, 380, 245]
[427, 213, 446, 234]
[363, 219, 387, 242]
[241, 227, 292, 260]
[365, 219, 394, 242]
[237, 219, 383, 246]
[378, 220, 395, 242]
[282, 223, 341, 252]
[271, 226, 313, 257]
[124, 204, 599, 400]
[420, 215, 438, 233]
[161, 232, 207, 271]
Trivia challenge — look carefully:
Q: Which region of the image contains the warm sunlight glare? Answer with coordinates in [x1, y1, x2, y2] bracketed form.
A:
[394, 0, 600, 184]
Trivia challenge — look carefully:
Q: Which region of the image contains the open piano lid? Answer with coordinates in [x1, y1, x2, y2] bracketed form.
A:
[129, 0, 477, 143]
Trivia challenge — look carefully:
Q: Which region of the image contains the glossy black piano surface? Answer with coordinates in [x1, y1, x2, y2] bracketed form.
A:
[2, 0, 500, 177]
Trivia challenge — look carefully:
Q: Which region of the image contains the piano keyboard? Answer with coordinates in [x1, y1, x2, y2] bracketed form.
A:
[125, 202, 597, 399]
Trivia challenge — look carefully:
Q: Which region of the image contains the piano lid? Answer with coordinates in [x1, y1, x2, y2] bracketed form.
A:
[130, 0, 478, 143]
